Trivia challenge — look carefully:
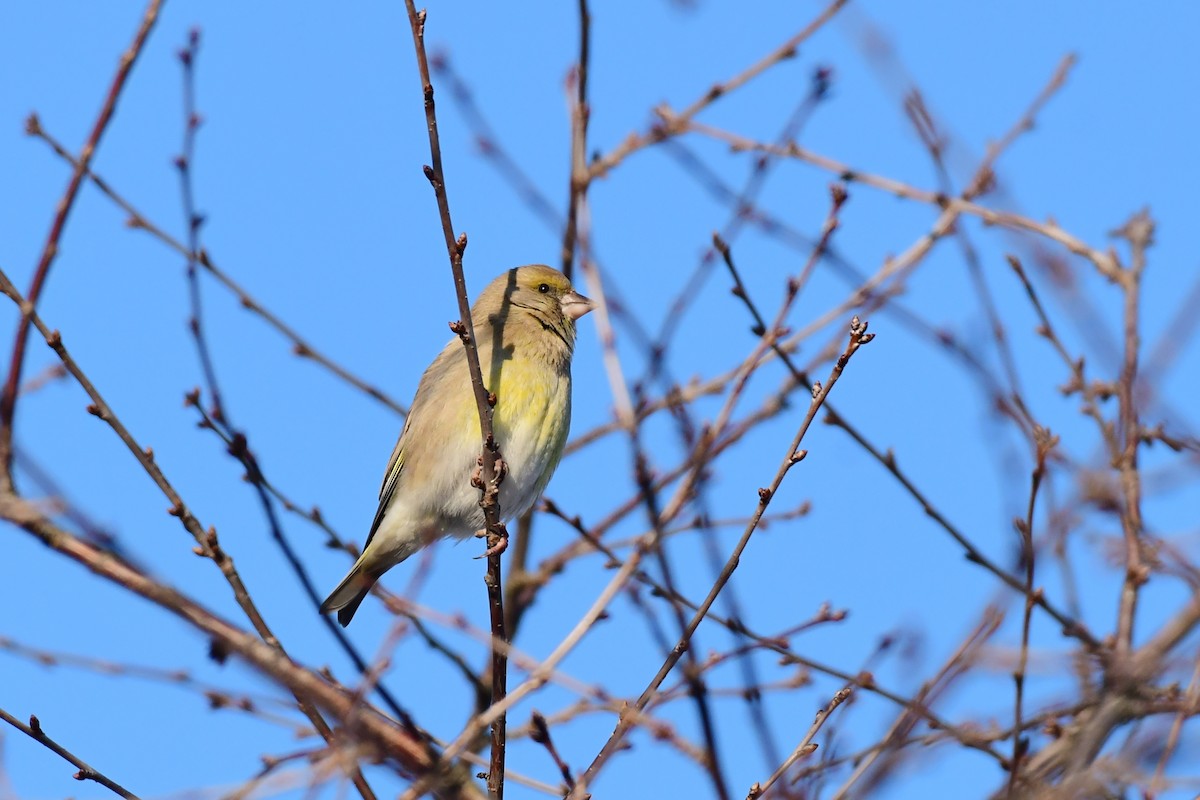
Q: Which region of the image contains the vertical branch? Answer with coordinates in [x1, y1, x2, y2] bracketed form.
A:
[175, 29, 225, 422]
[1008, 427, 1056, 795]
[1112, 211, 1153, 655]
[560, 0, 591, 282]
[0, 0, 163, 475]
[507, 0, 592, 650]
[403, 5, 508, 797]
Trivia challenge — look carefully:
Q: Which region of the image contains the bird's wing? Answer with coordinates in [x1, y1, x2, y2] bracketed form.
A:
[358, 436, 404, 554]
[360, 335, 462, 553]
[362, 432, 406, 549]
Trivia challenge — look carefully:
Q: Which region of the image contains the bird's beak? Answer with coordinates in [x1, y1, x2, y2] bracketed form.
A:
[561, 289, 595, 321]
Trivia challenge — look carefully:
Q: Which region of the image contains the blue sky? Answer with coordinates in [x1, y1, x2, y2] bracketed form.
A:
[2, 2, 1199, 798]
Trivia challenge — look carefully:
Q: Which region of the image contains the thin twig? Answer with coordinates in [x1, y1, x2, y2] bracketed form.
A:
[587, 0, 849, 180]
[746, 686, 852, 799]
[570, 317, 875, 798]
[529, 711, 576, 793]
[399, 538, 650, 800]
[560, 0, 591, 281]
[0, 267, 378, 800]
[688, 122, 1122, 282]
[0, 0, 163, 476]
[1008, 428, 1056, 796]
[402, 6, 509, 797]
[0, 709, 140, 800]
[1112, 210, 1153, 655]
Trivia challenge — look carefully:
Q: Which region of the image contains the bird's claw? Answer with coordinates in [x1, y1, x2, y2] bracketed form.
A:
[475, 532, 509, 559]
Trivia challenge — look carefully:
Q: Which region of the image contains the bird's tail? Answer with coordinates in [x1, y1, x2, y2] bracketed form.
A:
[320, 559, 376, 627]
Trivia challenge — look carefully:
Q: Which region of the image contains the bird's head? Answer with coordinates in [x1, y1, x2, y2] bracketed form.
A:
[476, 264, 594, 336]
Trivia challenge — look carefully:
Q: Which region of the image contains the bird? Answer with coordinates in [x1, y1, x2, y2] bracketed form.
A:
[320, 265, 593, 626]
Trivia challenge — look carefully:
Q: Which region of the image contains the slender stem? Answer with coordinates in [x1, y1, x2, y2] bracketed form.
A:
[0, 709, 141, 800]
[746, 686, 852, 798]
[570, 318, 875, 797]
[0, 0, 163, 475]
[1008, 430, 1054, 795]
[403, 6, 508, 797]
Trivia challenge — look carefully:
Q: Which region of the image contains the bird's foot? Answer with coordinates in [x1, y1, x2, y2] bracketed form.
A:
[474, 531, 509, 559]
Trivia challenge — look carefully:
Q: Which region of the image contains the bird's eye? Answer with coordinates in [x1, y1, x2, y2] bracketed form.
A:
[538, 283, 551, 294]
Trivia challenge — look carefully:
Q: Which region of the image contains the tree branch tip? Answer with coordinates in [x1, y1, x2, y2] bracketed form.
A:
[529, 710, 550, 743]
[24, 113, 42, 136]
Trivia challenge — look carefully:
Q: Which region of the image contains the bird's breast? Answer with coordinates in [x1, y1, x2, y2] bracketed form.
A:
[491, 359, 572, 518]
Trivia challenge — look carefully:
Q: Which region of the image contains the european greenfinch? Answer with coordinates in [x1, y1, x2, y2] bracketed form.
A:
[321, 265, 593, 626]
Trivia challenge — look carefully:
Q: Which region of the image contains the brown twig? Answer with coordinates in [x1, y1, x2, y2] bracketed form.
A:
[718, 216, 1096, 653]
[399, 537, 651, 800]
[185, 398, 423, 735]
[1008, 428, 1056, 795]
[829, 609, 1005, 798]
[1111, 210, 1153, 656]
[0, 0, 163, 476]
[0, 267, 379, 800]
[746, 685, 852, 799]
[0, 493, 475, 795]
[25, 120, 407, 416]
[0, 709, 140, 799]
[587, 0, 849, 181]
[1148, 647, 1200, 795]
[688, 122, 1122, 282]
[570, 316, 875, 798]
[560, 0, 591, 281]
[402, 5, 508, 797]
[529, 711, 576, 793]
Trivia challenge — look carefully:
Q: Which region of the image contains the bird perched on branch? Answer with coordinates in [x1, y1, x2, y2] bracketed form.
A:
[321, 265, 594, 626]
